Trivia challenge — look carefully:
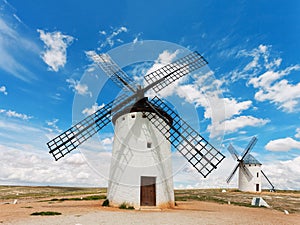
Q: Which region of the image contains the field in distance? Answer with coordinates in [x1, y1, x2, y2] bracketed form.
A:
[1, 185, 299, 214]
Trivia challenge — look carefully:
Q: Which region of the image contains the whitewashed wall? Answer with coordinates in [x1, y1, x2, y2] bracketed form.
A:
[107, 112, 174, 208]
[238, 164, 262, 192]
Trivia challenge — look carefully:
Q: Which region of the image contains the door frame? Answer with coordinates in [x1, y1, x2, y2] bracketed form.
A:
[140, 176, 156, 206]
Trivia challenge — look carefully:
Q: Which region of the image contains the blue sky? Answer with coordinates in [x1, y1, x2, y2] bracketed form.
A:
[0, 0, 300, 189]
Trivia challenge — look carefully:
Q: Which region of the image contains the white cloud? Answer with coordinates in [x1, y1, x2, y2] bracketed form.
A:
[101, 137, 114, 145]
[146, 49, 180, 75]
[66, 78, 92, 97]
[236, 44, 282, 75]
[143, 50, 268, 139]
[0, 144, 106, 187]
[0, 85, 8, 95]
[265, 137, 300, 151]
[173, 70, 267, 138]
[249, 65, 299, 89]
[37, 29, 74, 72]
[133, 37, 138, 44]
[232, 44, 300, 112]
[82, 103, 105, 116]
[45, 118, 62, 133]
[173, 149, 300, 190]
[262, 156, 300, 190]
[208, 116, 270, 138]
[98, 26, 128, 50]
[250, 72, 300, 112]
[0, 117, 111, 187]
[0, 109, 32, 120]
[295, 128, 300, 139]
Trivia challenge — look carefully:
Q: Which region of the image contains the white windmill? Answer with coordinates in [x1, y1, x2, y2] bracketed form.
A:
[226, 137, 275, 192]
[47, 51, 225, 208]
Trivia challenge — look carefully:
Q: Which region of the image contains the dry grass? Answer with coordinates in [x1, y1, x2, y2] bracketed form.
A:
[0, 185, 106, 200]
[175, 188, 300, 213]
[1, 186, 299, 213]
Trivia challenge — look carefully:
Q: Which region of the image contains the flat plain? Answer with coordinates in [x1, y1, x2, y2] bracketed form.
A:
[1, 186, 299, 225]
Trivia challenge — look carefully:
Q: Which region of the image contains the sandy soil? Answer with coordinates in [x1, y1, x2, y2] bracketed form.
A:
[1, 197, 299, 225]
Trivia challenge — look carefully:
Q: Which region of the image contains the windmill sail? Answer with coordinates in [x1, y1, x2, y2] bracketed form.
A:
[241, 136, 258, 160]
[47, 50, 225, 178]
[226, 163, 240, 183]
[47, 93, 130, 161]
[47, 101, 113, 161]
[228, 144, 239, 161]
[92, 53, 137, 92]
[145, 96, 225, 178]
[226, 139, 257, 184]
[144, 51, 207, 93]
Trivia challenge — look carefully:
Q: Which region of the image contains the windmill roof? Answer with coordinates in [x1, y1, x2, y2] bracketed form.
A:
[111, 97, 173, 125]
[243, 154, 262, 165]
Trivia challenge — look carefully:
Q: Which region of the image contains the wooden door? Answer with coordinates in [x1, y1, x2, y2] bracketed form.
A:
[140, 176, 156, 206]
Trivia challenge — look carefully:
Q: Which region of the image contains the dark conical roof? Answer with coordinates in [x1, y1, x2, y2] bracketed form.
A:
[111, 97, 173, 125]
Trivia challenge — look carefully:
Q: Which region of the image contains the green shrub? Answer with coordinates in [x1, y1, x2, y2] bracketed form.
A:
[119, 202, 127, 209]
[30, 211, 61, 216]
[119, 202, 134, 210]
[102, 199, 109, 206]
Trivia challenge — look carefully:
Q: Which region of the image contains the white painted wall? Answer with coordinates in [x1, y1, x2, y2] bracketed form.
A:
[107, 111, 174, 208]
[238, 164, 262, 192]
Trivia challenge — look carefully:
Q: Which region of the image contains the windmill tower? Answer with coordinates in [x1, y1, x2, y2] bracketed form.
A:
[47, 51, 225, 208]
[226, 137, 275, 192]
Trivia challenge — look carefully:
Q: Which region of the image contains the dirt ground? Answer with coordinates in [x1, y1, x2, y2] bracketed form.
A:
[1, 196, 300, 225]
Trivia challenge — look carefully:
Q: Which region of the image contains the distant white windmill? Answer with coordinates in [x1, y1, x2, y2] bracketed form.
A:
[226, 137, 275, 192]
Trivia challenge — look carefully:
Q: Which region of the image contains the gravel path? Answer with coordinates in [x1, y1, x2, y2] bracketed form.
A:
[2, 198, 300, 225]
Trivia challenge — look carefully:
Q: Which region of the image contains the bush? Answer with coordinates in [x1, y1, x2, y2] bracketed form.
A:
[119, 202, 134, 210]
[102, 199, 109, 207]
[30, 211, 61, 216]
[119, 202, 127, 209]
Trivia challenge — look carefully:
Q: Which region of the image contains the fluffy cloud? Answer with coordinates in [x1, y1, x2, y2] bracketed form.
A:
[0, 109, 32, 120]
[262, 156, 300, 190]
[0, 117, 112, 186]
[0, 144, 107, 186]
[174, 70, 267, 138]
[101, 137, 114, 145]
[235, 44, 282, 77]
[82, 103, 105, 116]
[143, 50, 268, 139]
[0, 85, 8, 95]
[233, 44, 300, 112]
[249, 65, 300, 112]
[208, 116, 269, 138]
[38, 29, 74, 72]
[173, 149, 300, 190]
[146, 50, 180, 74]
[265, 137, 300, 151]
[66, 78, 92, 97]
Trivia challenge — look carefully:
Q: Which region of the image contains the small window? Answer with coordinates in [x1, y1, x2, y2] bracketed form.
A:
[131, 114, 135, 118]
[257, 172, 259, 178]
[122, 117, 125, 121]
[142, 114, 147, 118]
[147, 142, 152, 148]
